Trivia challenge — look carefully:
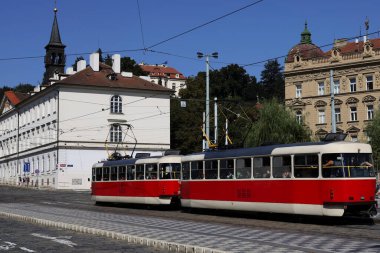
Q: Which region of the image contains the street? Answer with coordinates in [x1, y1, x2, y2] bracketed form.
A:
[0, 185, 379, 252]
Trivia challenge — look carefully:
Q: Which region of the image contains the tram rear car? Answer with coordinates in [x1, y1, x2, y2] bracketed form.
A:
[180, 142, 377, 216]
[91, 155, 182, 205]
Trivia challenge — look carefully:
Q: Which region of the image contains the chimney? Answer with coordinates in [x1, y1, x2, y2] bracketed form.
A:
[77, 60, 86, 72]
[66, 67, 75, 75]
[121, 72, 133, 78]
[364, 35, 367, 42]
[90, 53, 99, 71]
[112, 54, 121, 74]
[355, 38, 359, 44]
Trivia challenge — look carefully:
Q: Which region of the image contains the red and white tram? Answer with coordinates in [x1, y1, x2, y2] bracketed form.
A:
[91, 155, 182, 205]
[180, 140, 377, 216]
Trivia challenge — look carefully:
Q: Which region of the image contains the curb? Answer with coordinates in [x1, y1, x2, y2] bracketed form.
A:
[0, 211, 227, 253]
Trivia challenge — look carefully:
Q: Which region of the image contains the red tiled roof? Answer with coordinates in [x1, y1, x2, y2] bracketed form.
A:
[140, 65, 186, 79]
[55, 63, 173, 93]
[4, 91, 30, 106]
[327, 38, 380, 54]
[286, 43, 325, 63]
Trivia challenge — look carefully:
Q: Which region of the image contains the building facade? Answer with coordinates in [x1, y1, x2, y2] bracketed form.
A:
[0, 9, 172, 190]
[285, 22, 380, 142]
[139, 63, 186, 97]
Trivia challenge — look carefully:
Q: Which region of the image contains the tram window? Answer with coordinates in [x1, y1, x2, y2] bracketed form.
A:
[322, 154, 344, 178]
[110, 166, 118, 181]
[182, 162, 190, 180]
[191, 161, 204, 179]
[342, 153, 375, 177]
[95, 167, 102, 181]
[236, 158, 251, 179]
[102, 167, 110, 181]
[205, 160, 218, 179]
[145, 164, 157, 179]
[273, 156, 291, 178]
[294, 154, 319, 178]
[253, 157, 270, 178]
[118, 166, 126, 180]
[127, 165, 135, 180]
[220, 159, 234, 179]
[136, 165, 144, 180]
[160, 163, 181, 179]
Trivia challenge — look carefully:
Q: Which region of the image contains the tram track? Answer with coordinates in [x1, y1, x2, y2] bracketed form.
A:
[1, 185, 379, 242]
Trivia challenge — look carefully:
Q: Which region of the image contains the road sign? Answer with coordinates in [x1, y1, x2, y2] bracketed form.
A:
[23, 162, 30, 173]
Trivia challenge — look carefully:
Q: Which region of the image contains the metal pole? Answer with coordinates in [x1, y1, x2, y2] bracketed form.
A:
[202, 112, 206, 151]
[330, 69, 336, 133]
[214, 97, 218, 146]
[205, 55, 210, 149]
[225, 119, 228, 146]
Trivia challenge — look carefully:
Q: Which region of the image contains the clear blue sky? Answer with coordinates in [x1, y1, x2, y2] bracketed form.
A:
[0, 0, 379, 87]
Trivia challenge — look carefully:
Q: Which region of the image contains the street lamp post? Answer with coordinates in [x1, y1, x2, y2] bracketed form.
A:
[197, 52, 218, 149]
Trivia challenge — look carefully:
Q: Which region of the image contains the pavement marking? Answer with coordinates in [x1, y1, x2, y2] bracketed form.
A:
[31, 233, 77, 248]
[19, 247, 35, 252]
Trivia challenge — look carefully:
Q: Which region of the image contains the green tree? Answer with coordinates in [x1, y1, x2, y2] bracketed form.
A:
[365, 111, 380, 170]
[170, 65, 260, 154]
[104, 55, 146, 76]
[245, 99, 311, 147]
[259, 59, 284, 102]
[171, 74, 205, 154]
[14, 83, 34, 93]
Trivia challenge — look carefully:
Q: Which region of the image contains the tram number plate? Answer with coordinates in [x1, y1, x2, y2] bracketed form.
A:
[237, 188, 251, 199]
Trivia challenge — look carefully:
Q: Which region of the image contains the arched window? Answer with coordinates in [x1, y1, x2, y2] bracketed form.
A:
[110, 95, 122, 114]
[110, 124, 122, 143]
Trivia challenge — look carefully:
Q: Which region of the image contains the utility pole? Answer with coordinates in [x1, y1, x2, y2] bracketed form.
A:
[197, 52, 218, 150]
[330, 69, 336, 133]
[214, 97, 218, 146]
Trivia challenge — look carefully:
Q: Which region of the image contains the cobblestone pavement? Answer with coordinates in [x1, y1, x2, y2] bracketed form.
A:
[0, 202, 380, 253]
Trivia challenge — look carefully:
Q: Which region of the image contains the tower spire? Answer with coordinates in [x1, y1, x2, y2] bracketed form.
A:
[300, 21, 312, 44]
[47, 6, 63, 46]
[42, 5, 66, 85]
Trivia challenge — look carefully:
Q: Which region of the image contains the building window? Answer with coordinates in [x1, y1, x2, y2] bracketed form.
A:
[318, 109, 325, 124]
[318, 82, 325, 95]
[172, 83, 176, 90]
[335, 108, 341, 122]
[366, 75, 373, 90]
[351, 135, 358, 142]
[333, 80, 340, 94]
[349, 78, 356, 92]
[367, 105, 374, 120]
[110, 124, 122, 143]
[350, 107, 357, 121]
[110, 95, 122, 114]
[296, 84, 302, 98]
[296, 111, 302, 124]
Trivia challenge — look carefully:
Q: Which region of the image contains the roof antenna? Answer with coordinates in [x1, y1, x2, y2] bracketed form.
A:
[365, 16, 369, 38]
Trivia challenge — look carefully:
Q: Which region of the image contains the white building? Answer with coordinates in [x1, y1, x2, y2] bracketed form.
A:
[139, 63, 187, 97]
[0, 9, 172, 190]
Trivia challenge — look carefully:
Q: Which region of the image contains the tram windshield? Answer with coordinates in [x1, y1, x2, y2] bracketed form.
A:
[322, 153, 375, 178]
[159, 163, 181, 179]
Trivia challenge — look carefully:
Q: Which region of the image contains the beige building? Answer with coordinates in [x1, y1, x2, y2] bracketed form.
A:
[285, 22, 380, 142]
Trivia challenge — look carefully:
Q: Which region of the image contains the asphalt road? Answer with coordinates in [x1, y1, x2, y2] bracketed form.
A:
[0, 216, 164, 253]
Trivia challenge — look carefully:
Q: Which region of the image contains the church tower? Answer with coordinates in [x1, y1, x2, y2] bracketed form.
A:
[42, 7, 66, 85]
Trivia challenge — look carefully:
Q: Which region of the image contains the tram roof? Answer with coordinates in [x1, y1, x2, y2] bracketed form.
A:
[102, 158, 138, 166]
[201, 142, 326, 159]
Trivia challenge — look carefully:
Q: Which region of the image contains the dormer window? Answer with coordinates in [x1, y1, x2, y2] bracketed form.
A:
[110, 95, 122, 114]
